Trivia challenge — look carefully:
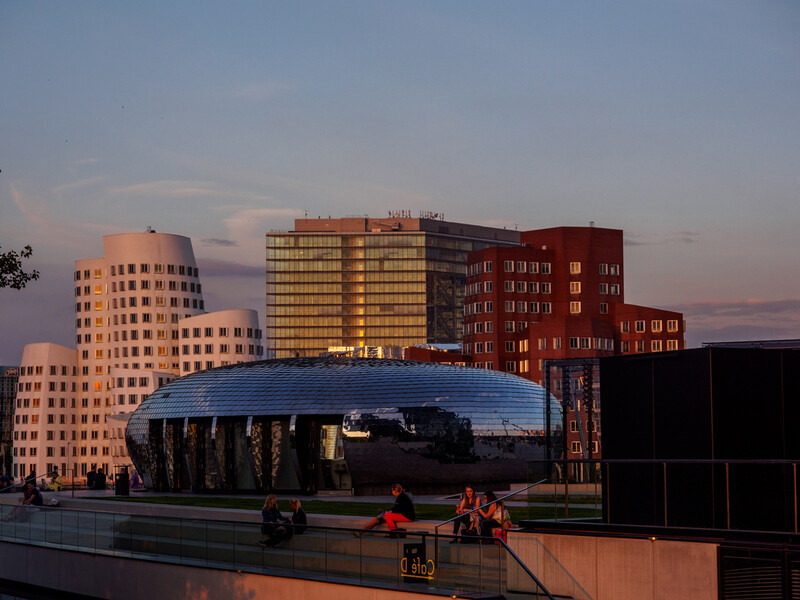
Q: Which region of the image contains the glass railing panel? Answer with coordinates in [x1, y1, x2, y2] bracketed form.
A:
[234, 522, 271, 573]
[321, 527, 365, 582]
[179, 519, 208, 564]
[94, 511, 117, 554]
[291, 526, 331, 579]
[76, 511, 96, 551]
[355, 530, 402, 588]
[59, 509, 80, 550]
[155, 516, 182, 559]
[205, 519, 235, 567]
[129, 515, 161, 556]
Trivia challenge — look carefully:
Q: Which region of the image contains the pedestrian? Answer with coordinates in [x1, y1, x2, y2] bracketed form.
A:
[259, 494, 291, 548]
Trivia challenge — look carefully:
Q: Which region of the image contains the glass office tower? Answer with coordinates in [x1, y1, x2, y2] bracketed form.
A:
[266, 217, 519, 358]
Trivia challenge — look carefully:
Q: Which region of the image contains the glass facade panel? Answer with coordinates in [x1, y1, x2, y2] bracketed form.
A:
[126, 357, 560, 495]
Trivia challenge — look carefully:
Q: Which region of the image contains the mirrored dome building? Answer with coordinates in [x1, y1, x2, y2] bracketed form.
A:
[126, 357, 561, 494]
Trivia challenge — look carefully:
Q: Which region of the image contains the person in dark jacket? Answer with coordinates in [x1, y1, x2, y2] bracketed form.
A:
[259, 494, 290, 548]
[357, 483, 415, 534]
[289, 498, 307, 534]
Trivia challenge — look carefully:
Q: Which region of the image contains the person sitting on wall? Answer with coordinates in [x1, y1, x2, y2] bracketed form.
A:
[259, 494, 291, 548]
[355, 483, 415, 536]
[451, 484, 480, 543]
[289, 498, 307, 534]
[129, 470, 142, 490]
[477, 491, 510, 541]
[47, 467, 63, 491]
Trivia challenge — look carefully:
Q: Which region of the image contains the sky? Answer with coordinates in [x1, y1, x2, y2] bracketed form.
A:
[1, 1, 799, 364]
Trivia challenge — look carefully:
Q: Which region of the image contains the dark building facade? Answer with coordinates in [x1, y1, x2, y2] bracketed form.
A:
[126, 357, 560, 494]
[600, 346, 800, 533]
[0, 366, 17, 475]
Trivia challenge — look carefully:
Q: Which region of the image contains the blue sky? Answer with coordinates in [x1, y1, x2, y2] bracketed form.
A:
[1, 1, 799, 363]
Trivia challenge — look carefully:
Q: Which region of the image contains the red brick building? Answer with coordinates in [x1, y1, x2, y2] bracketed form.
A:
[462, 226, 685, 461]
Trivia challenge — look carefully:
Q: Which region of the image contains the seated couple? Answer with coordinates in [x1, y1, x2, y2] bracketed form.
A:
[260, 495, 307, 548]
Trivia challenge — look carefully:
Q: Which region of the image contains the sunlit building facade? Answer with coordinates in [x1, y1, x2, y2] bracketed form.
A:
[13, 230, 263, 481]
[266, 216, 519, 358]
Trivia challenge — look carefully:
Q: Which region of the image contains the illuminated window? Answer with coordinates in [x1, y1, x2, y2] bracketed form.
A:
[569, 262, 581, 274]
[569, 282, 581, 294]
[570, 302, 581, 314]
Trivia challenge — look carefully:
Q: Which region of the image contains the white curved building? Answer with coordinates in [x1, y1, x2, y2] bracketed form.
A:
[13, 230, 263, 482]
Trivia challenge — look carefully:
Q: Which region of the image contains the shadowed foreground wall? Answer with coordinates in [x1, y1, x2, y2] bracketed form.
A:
[0, 541, 435, 600]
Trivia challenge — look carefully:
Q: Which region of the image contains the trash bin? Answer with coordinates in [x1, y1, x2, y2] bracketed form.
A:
[114, 466, 130, 496]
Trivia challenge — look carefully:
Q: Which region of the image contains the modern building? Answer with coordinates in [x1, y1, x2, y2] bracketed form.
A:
[462, 226, 685, 461]
[266, 216, 520, 358]
[12, 230, 263, 481]
[0, 366, 19, 475]
[126, 357, 560, 494]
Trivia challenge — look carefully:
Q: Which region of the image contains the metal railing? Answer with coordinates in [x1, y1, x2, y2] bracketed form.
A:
[0, 503, 552, 599]
[531, 458, 800, 534]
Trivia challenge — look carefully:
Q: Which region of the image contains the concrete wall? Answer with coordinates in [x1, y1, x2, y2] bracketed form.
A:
[508, 531, 718, 600]
[0, 540, 435, 600]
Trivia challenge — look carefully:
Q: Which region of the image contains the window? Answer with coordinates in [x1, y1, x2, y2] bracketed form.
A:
[475, 342, 484, 354]
[667, 320, 678, 332]
[504, 280, 514, 292]
[505, 341, 515, 352]
[569, 337, 579, 349]
[571, 441, 582, 454]
[599, 263, 608, 275]
[569, 262, 581, 274]
[610, 264, 619, 276]
[528, 282, 539, 293]
[600, 303, 608, 314]
[504, 301, 515, 313]
[621, 321, 629, 333]
[570, 420, 579, 432]
[529, 302, 539, 313]
[486, 342, 494, 353]
[599, 283, 608, 295]
[484, 261, 492, 273]
[484, 281, 493, 293]
[570, 302, 581, 314]
[541, 263, 551, 274]
[652, 320, 662, 332]
[516, 281, 526, 293]
[667, 340, 679, 351]
[651, 340, 663, 352]
[581, 338, 590, 349]
[542, 302, 552, 314]
[569, 282, 581, 294]
[636, 340, 645, 352]
[610, 284, 620, 295]
[541, 283, 551, 294]
[485, 301, 493, 313]
[485, 321, 493, 333]
[635, 320, 645, 333]
[553, 337, 562, 349]
[517, 301, 526, 313]
[504, 260, 514, 273]
[505, 361, 516, 373]
[529, 262, 538, 274]
[538, 338, 546, 350]
[504, 321, 515, 332]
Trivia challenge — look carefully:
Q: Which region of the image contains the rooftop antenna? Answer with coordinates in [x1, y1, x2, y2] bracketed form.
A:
[590, 221, 595, 227]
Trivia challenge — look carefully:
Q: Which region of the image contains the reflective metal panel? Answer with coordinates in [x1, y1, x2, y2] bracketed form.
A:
[127, 357, 560, 493]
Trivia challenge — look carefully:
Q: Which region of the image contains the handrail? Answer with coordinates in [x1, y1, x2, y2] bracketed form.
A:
[434, 479, 553, 597]
[434, 478, 549, 534]
[0, 503, 554, 598]
[498, 537, 556, 600]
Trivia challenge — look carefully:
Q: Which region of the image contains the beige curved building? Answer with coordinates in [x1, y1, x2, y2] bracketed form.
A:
[13, 230, 263, 482]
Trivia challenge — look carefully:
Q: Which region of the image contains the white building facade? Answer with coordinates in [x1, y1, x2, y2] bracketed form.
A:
[13, 230, 263, 482]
